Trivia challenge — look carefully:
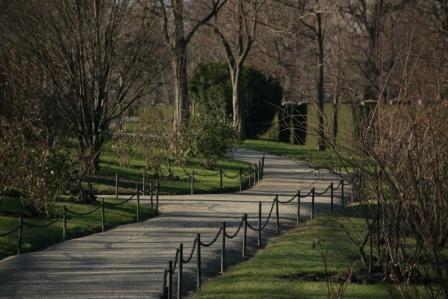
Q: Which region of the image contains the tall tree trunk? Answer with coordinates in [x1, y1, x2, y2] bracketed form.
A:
[231, 69, 245, 139]
[78, 129, 104, 176]
[172, 0, 190, 131]
[173, 41, 190, 130]
[316, 13, 326, 151]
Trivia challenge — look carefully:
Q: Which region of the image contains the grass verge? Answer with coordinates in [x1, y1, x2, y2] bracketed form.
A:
[193, 209, 398, 299]
[89, 140, 251, 195]
[0, 197, 152, 261]
[241, 139, 352, 174]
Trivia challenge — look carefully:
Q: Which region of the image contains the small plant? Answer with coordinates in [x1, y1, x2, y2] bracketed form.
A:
[313, 239, 353, 299]
[112, 126, 135, 168]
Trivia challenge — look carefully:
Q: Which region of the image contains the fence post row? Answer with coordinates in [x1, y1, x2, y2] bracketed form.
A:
[168, 261, 173, 299]
[178, 243, 183, 299]
[17, 215, 23, 255]
[101, 198, 105, 232]
[311, 187, 315, 220]
[330, 182, 334, 212]
[220, 170, 223, 193]
[197, 233, 202, 289]
[239, 168, 243, 192]
[275, 195, 280, 235]
[243, 214, 247, 259]
[143, 169, 146, 195]
[248, 167, 252, 188]
[63, 205, 67, 240]
[191, 171, 195, 195]
[258, 202, 262, 248]
[156, 181, 159, 216]
[221, 222, 226, 273]
[136, 186, 140, 222]
[262, 154, 265, 175]
[115, 173, 118, 201]
[149, 181, 153, 211]
[159, 176, 350, 298]
[254, 164, 258, 185]
[296, 190, 301, 227]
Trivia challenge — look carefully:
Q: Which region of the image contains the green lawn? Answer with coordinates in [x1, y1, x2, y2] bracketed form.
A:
[0, 197, 152, 260]
[194, 209, 398, 299]
[88, 140, 251, 195]
[241, 139, 352, 173]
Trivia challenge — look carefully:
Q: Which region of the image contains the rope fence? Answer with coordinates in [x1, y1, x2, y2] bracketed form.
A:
[0, 184, 160, 255]
[160, 160, 347, 299]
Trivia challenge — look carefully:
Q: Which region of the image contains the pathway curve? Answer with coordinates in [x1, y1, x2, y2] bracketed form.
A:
[0, 149, 345, 299]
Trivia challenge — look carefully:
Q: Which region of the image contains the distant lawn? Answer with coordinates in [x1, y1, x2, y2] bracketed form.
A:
[194, 209, 398, 299]
[0, 197, 152, 261]
[88, 139, 251, 195]
[241, 139, 352, 174]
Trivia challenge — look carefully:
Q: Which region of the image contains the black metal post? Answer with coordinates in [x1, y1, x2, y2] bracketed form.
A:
[248, 167, 252, 188]
[197, 234, 202, 289]
[178, 243, 183, 299]
[243, 214, 247, 259]
[253, 164, 257, 185]
[330, 183, 334, 212]
[341, 179, 345, 207]
[258, 160, 261, 181]
[239, 168, 243, 192]
[17, 215, 23, 255]
[258, 202, 262, 248]
[297, 190, 301, 227]
[191, 171, 195, 195]
[275, 195, 280, 235]
[115, 173, 118, 200]
[63, 205, 67, 240]
[221, 222, 226, 273]
[136, 186, 140, 222]
[143, 169, 146, 195]
[101, 198, 105, 232]
[150, 181, 154, 212]
[156, 181, 159, 215]
[262, 154, 265, 174]
[311, 188, 315, 220]
[168, 261, 173, 299]
[220, 170, 223, 193]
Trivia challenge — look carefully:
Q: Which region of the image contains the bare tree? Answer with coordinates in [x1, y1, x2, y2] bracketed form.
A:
[2, 0, 161, 174]
[212, 0, 265, 139]
[153, 0, 228, 131]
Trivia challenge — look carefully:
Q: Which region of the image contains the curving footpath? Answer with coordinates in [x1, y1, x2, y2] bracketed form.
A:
[0, 149, 346, 298]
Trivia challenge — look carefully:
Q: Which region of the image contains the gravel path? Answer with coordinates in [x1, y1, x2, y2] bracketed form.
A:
[0, 149, 345, 298]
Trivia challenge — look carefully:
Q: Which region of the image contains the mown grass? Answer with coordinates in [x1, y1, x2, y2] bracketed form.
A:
[194, 209, 398, 299]
[0, 197, 152, 261]
[241, 139, 352, 173]
[88, 139, 251, 195]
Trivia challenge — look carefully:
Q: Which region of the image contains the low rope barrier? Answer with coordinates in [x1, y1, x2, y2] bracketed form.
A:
[66, 206, 100, 216]
[160, 174, 347, 299]
[315, 184, 332, 196]
[246, 220, 259, 232]
[172, 249, 179, 273]
[22, 218, 60, 228]
[108, 193, 137, 207]
[277, 193, 298, 204]
[182, 238, 198, 264]
[222, 172, 240, 179]
[260, 200, 276, 231]
[199, 227, 223, 247]
[301, 189, 314, 198]
[224, 217, 245, 239]
[0, 226, 19, 237]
